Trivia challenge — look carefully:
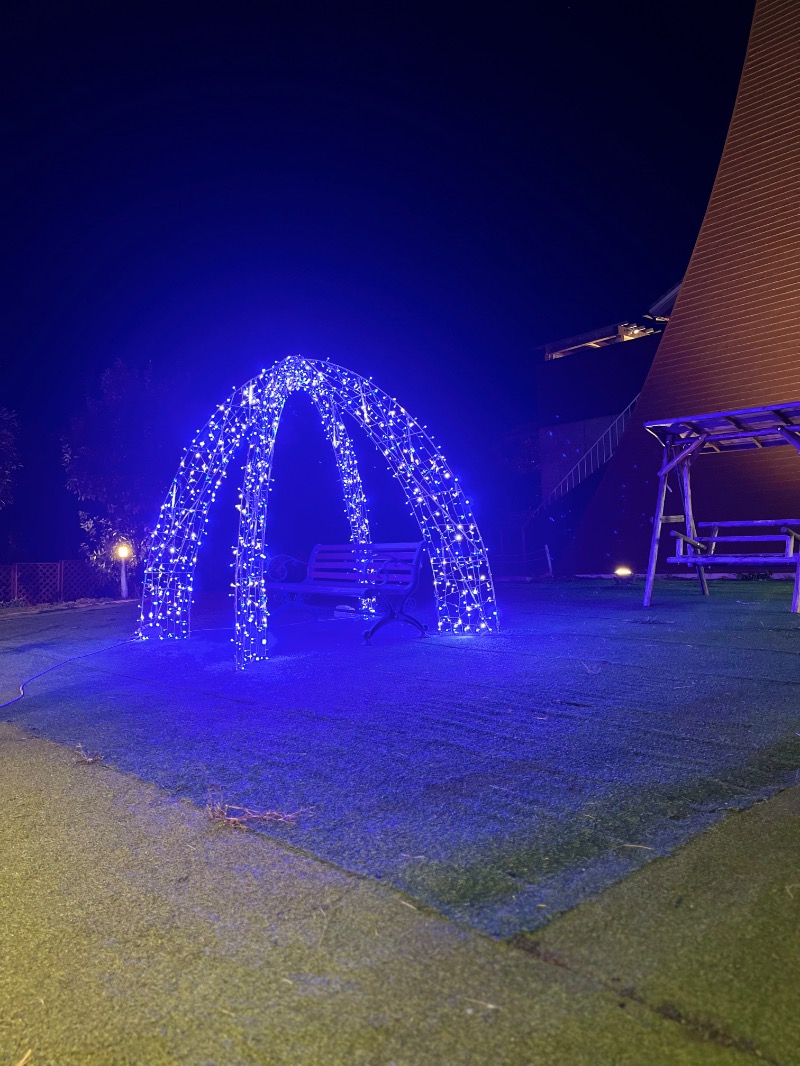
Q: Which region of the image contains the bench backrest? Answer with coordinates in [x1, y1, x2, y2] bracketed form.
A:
[307, 542, 424, 591]
[693, 519, 800, 559]
[697, 520, 800, 530]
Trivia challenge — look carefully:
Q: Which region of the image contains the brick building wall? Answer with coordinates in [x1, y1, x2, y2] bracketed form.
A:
[572, 0, 800, 573]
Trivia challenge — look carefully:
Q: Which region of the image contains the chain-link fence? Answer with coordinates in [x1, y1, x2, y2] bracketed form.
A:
[0, 560, 116, 605]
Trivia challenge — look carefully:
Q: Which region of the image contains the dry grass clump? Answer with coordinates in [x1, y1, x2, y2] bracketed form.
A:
[74, 743, 103, 765]
[205, 787, 309, 829]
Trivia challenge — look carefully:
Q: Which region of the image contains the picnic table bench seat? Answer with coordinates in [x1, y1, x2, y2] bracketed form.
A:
[264, 541, 428, 642]
[642, 403, 800, 613]
[666, 519, 800, 611]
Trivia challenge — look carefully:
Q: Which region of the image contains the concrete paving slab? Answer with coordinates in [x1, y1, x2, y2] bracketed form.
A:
[532, 782, 800, 1065]
[0, 721, 772, 1066]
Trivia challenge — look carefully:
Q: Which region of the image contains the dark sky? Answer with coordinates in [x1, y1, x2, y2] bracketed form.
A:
[2, 1, 755, 558]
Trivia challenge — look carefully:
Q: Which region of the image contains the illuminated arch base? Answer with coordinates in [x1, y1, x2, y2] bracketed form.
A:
[139, 356, 498, 667]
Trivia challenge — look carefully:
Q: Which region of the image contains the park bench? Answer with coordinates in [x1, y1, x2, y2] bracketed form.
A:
[666, 519, 800, 611]
[264, 541, 428, 642]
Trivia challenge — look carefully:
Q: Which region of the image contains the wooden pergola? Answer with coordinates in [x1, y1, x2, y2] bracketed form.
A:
[642, 401, 800, 609]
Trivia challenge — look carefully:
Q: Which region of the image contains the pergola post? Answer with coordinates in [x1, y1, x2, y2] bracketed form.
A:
[643, 438, 672, 607]
[679, 454, 708, 597]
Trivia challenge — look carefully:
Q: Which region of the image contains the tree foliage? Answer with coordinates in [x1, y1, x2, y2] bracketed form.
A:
[0, 408, 22, 511]
[63, 361, 181, 577]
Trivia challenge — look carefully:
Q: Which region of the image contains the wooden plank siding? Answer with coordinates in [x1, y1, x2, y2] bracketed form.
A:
[571, 0, 800, 574]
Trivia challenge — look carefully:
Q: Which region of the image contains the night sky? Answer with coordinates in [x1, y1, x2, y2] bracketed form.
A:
[2, 1, 755, 561]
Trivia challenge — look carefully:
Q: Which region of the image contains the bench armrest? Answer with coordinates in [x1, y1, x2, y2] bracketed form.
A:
[266, 554, 307, 582]
[364, 552, 419, 588]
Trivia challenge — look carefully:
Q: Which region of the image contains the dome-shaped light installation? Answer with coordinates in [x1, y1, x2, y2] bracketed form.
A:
[138, 356, 498, 667]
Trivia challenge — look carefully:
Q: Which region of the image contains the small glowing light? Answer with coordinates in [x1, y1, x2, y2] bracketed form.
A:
[614, 566, 633, 578]
[116, 543, 131, 560]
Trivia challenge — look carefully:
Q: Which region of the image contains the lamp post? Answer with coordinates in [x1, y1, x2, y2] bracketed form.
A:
[115, 542, 130, 600]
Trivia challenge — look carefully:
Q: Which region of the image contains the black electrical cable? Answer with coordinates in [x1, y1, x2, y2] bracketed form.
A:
[0, 637, 141, 710]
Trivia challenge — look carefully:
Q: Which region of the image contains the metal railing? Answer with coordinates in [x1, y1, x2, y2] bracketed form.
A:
[530, 394, 640, 519]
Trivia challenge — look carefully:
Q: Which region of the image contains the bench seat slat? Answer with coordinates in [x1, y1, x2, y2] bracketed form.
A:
[697, 520, 800, 528]
[667, 554, 800, 566]
[313, 543, 421, 554]
[263, 581, 384, 597]
[699, 535, 790, 543]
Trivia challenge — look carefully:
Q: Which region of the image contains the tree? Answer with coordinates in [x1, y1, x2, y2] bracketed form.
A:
[0, 408, 21, 511]
[63, 360, 182, 581]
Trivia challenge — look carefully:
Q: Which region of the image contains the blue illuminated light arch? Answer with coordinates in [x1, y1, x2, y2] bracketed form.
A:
[139, 356, 498, 666]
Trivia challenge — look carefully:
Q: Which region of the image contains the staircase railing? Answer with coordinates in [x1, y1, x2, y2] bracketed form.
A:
[529, 394, 640, 521]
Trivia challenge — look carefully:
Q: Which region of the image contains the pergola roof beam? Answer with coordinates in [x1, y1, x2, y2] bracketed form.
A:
[645, 400, 800, 453]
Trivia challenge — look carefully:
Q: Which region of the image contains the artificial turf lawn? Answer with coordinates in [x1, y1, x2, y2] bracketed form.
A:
[2, 579, 798, 936]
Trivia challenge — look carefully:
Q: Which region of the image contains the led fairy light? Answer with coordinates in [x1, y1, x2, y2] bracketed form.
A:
[296, 358, 496, 635]
[139, 355, 498, 665]
[140, 383, 254, 640]
[309, 389, 376, 618]
[310, 390, 371, 546]
[322, 369, 495, 633]
[234, 399, 285, 664]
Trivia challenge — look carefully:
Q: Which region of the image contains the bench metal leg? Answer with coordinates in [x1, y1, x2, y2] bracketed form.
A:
[363, 596, 428, 644]
[397, 610, 428, 637]
[793, 564, 800, 613]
